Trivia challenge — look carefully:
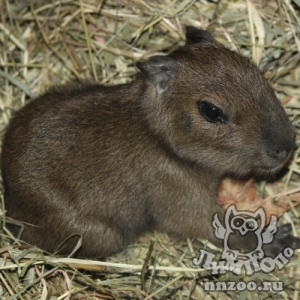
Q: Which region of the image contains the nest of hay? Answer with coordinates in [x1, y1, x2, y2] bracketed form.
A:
[1, 0, 300, 299]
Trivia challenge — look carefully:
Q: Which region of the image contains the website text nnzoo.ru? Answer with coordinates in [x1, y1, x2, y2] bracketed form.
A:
[203, 281, 283, 292]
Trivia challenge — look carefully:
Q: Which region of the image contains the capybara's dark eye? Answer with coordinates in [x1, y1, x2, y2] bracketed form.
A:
[197, 101, 227, 123]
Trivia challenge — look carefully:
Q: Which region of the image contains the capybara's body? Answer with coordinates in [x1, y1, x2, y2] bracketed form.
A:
[2, 27, 297, 257]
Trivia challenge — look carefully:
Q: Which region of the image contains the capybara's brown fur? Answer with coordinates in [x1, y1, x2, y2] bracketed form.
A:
[2, 27, 298, 257]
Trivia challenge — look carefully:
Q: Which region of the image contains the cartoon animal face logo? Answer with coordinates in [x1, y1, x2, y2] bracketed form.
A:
[212, 205, 277, 261]
[230, 216, 258, 235]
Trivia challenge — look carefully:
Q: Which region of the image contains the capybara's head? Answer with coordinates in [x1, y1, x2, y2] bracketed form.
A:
[138, 27, 295, 177]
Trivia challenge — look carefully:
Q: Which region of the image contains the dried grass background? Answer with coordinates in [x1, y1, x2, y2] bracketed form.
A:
[1, 0, 300, 299]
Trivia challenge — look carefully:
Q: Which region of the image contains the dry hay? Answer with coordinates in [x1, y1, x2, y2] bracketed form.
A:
[1, 0, 300, 299]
